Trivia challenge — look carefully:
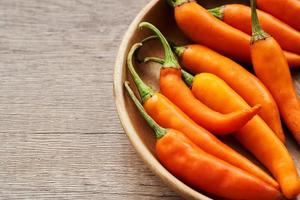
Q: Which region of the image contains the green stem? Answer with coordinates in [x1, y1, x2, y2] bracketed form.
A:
[143, 57, 164, 65]
[181, 69, 194, 87]
[250, 0, 270, 43]
[141, 35, 177, 49]
[139, 22, 180, 69]
[140, 35, 158, 44]
[140, 34, 184, 59]
[143, 56, 194, 87]
[208, 6, 224, 20]
[124, 81, 167, 139]
[127, 43, 154, 103]
[166, 0, 189, 7]
[173, 46, 186, 58]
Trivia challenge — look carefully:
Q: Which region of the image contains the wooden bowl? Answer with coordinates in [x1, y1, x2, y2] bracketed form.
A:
[114, 0, 300, 199]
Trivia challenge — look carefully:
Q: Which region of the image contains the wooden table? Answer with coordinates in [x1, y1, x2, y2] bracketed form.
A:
[0, 0, 181, 199]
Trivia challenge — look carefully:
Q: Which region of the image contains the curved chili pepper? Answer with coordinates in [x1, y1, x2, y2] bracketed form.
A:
[208, 4, 300, 56]
[249, 1, 300, 197]
[144, 58, 299, 197]
[172, 44, 285, 143]
[166, 0, 300, 67]
[191, 72, 300, 199]
[250, 0, 300, 145]
[127, 42, 279, 189]
[257, 0, 300, 32]
[124, 81, 282, 200]
[139, 22, 260, 135]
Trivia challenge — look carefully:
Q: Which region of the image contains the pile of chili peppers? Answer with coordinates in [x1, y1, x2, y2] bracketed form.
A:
[124, 0, 300, 199]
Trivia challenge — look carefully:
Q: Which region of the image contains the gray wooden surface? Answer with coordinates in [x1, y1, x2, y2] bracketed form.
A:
[0, 0, 182, 199]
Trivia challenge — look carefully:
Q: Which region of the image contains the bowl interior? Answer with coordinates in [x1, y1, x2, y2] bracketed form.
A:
[114, 0, 300, 199]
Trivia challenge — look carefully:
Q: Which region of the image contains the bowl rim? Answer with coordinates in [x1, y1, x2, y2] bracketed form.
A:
[113, 0, 212, 200]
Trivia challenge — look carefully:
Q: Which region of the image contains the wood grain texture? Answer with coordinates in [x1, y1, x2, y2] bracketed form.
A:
[0, 0, 182, 199]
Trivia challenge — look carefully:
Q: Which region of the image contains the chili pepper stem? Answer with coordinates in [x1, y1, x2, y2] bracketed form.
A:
[173, 46, 186, 58]
[143, 57, 165, 65]
[250, 0, 270, 43]
[139, 34, 184, 59]
[127, 43, 154, 103]
[181, 70, 194, 87]
[143, 56, 194, 87]
[139, 22, 180, 69]
[208, 6, 224, 20]
[135, 36, 159, 63]
[140, 35, 158, 44]
[166, 0, 189, 7]
[144, 57, 164, 65]
[124, 81, 167, 139]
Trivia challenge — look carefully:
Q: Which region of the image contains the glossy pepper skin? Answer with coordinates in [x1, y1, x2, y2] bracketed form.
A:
[157, 130, 282, 200]
[250, 0, 300, 147]
[127, 41, 278, 190]
[257, 0, 300, 32]
[124, 81, 283, 200]
[209, 4, 300, 57]
[249, 2, 300, 197]
[191, 72, 300, 199]
[139, 22, 260, 135]
[167, 0, 300, 67]
[174, 44, 285, 143]
[160, 68, 261, 135]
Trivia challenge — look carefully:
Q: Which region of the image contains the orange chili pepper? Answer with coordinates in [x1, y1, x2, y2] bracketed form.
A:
[250, 0, 300, 146]
[209, 4, 300, 56]
[127, 42, 279, 189]
[172, 44, 285, 143]
[124, 81, 282, 200]
[166, 0, 300, 67]
[191, 72, 300, 199]
[139, 22, 260, 135]
[249, 2, 300, 196]
[257, 0, 300, 32]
